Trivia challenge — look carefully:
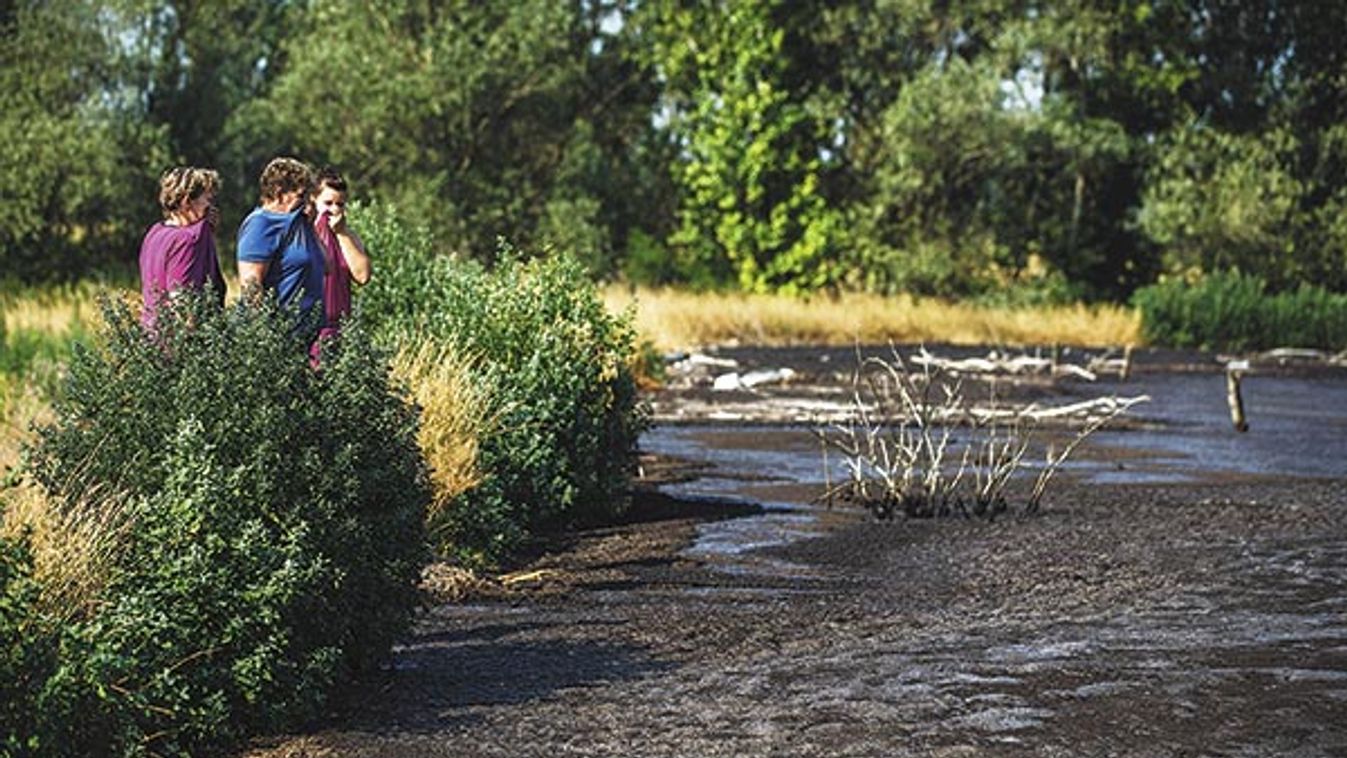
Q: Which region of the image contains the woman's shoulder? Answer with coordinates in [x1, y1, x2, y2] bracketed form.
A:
[239, 206, 293, 238]
[143, 220, 202, 245]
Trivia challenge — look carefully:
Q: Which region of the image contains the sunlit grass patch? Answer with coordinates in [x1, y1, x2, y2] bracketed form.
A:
[4, 288, 97, 338]
[604, 286, 1142, 351]
[2, 281, 126, 412]
[1, 282, 137, 628]
[389, 339, 495, 545]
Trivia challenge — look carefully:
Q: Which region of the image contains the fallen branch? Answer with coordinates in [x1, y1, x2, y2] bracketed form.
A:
[909, 345, 1131, 382]
[966, 395, 1150, 423]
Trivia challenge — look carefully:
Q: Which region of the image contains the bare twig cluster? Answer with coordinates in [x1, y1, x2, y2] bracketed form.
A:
[816, 347, 1147, 520]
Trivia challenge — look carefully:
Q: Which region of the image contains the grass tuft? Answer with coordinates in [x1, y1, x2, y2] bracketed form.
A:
[1, 480, 134, 623]
[3, 390, 132, 624]
[389, 340, 495, 543]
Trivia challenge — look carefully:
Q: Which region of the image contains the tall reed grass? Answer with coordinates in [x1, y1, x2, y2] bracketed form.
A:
[389, 340, 494, 544]
[604, 286, 1142, 351]
[2, 387, 128, 624]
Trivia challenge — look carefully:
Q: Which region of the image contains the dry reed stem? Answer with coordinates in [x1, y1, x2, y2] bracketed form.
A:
[603, 285, 1142, 351]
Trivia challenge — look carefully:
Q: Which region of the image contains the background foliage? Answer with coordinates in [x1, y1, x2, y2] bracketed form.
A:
[3, 0, 1344, 302]
[1133, 270, 1347, 352]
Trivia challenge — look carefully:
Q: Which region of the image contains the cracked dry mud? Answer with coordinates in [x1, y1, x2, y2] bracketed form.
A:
[245, 346, 1347, 757]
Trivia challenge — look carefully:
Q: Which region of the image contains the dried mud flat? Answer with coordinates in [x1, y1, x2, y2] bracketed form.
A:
[247, 346, 1347, 758]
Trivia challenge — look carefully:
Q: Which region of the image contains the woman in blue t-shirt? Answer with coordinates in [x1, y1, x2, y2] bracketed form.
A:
[236, 157, 327, 340]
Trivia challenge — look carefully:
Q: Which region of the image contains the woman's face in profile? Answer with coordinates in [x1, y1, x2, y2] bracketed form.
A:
[182, 189, 216, 224]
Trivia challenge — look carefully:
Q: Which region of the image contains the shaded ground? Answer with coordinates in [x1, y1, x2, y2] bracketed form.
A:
[245, 346, 1347, 757]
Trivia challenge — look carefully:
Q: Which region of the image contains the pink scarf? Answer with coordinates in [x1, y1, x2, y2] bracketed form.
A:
[313, 213, 352, 338]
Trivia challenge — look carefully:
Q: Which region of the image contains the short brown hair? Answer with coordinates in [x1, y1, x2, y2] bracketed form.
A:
[315, 166, 348, 195]
[258, 157, 314, 203]
[158, 166, 219, 218]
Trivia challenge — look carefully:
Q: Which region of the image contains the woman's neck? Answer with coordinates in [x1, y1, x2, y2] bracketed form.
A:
[164, 212, 194, 227]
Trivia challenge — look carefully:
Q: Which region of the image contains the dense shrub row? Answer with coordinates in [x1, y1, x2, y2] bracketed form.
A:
[1133, 270, 1347, 352]
[358, 202, 649, 565]
[2, 294, 429, 755]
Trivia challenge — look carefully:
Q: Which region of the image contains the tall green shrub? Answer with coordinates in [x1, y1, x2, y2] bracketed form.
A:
[357, 203, 649, 565]
[24, 293, 429, 755]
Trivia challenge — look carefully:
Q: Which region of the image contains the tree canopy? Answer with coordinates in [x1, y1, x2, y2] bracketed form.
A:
[2, 0, 1344, 298]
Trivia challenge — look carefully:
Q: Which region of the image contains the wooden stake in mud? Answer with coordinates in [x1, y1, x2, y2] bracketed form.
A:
[1121, 345, 1133, 381]
[1226, 360, 1249, 433]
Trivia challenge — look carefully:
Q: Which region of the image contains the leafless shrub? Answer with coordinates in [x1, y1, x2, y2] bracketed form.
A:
[817, 346, 1146, 520]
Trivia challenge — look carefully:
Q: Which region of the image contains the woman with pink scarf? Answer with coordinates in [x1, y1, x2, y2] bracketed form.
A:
[310, 167, 371, 345]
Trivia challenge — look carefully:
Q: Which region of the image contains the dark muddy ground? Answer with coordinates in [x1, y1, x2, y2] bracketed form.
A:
[246, 345, 1347, 758]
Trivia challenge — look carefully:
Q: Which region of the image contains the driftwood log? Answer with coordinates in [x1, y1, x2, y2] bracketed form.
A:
[910, 346, 1132, 381]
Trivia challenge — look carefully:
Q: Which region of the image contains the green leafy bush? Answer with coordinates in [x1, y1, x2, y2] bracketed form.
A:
[1133, 270, 1347, 351]
[358, 203, 649, 565]
[0, 527, 56, 756]
[22, 292, 429, 755]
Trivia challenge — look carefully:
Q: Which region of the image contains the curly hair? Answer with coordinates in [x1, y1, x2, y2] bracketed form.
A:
[158, 167, 220, 218]
[258, 157, 314, 204]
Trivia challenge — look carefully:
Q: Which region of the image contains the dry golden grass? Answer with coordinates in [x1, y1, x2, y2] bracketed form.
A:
[0, 386, 50, 472]
[2, 285, 130, 621]
[2, 281, 118, 339]
[2, 285, 100, 462]
[604, 286, 1143, 351]
[2, 393, 132, 623]
[2, 481, 134, 623]
[419, 561, 499, 602]
[390, 340, 495, 541]
[238, 736, 338, 758]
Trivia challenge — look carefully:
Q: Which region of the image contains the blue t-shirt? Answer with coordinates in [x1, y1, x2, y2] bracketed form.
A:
[237, 206, 326, 325]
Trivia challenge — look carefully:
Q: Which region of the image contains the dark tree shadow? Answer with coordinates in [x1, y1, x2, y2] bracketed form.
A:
[335, 617, 674, 735]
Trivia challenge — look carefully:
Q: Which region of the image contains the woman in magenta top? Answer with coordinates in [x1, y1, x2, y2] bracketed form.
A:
[310, 167, 371, 344]
[138, 167, 224, 330]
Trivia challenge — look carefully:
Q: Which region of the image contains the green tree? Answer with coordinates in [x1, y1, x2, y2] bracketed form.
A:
[0, 2, 167, 280]
[1130, 0, 1347, 291]
[106, 0, 298, 229]
[637, 0, 840, 293]
[1139, 124, 1302, 283]
[844, 57, 1023, 295]
[242, 0, 664, 275]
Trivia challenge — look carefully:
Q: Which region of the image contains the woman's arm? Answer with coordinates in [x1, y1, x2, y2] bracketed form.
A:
[238, 260, 270, 301]
[334, 224, 371, 285]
